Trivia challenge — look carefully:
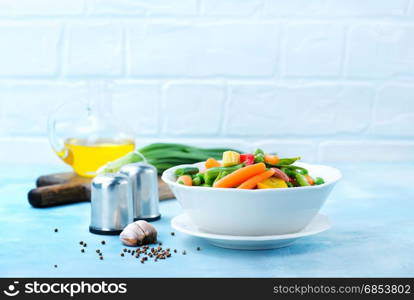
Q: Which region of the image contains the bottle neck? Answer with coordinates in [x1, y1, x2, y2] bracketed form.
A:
[85, 80, 135, 142]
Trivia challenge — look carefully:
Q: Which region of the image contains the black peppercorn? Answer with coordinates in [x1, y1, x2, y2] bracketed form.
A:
[197, 247, 201, 251]
[121, 253, 125, 257]
[182, 250, 187, 255]
[100, 257, 103, 260]
[171, 232, 175, 236]
[81, 249, 85, 253]
[101, 241, 106, 245]
[54, 228, 58, 233]
[54, 265, 57, 268]
[79, 241, 84, 245]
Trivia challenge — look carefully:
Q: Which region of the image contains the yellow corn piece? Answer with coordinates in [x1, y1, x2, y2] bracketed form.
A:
[257, 177, 288, 189]
[222, 151, 240, 167]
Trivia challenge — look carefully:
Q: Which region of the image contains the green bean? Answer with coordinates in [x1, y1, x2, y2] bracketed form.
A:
[204, 172, 217, 186]
[213, 171, 230, 185]
[280, 167, 295, 178]
[192, 173, 204, 186]
[192, 176, 202, 186]
[295, 173, 310, 187]
[278, 157, 301, 165]
[204, 164, 244, 186]
[269, 164, 308, 175]
[175, 167, 199, 176]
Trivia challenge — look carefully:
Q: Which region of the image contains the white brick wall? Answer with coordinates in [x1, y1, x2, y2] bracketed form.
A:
[110, 81, 161, 136]
[128, 23, 280, 77]
[201, 0, 262, 16]
[0, 22, 61, 76]
[347, 25, 414, 78]
[0, 0, 413, 164]
[163, 83, 226, 136]
[89, 0, 198, 16]
[263, 0, 410, 17]
[372, 85, 414, 137]
[0, 0, 85, 16]
[65, 23, 123, 76]
[225, 84, 373, 136]
[283, 23, 345, 78]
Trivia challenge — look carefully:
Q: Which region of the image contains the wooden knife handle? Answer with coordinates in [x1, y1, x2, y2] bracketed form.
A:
[28, 183, 91, 208]
[36, 172, 91, 187]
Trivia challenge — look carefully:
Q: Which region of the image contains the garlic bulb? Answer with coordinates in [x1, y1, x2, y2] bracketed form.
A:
[120, 220, 157, 246]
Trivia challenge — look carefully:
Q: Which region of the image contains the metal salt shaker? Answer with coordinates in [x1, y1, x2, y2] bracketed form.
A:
[120, 163, 161, 222]
[89, 173, 133, 235]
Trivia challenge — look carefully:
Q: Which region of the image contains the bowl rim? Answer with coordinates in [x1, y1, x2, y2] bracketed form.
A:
[161, 161, 342, 192]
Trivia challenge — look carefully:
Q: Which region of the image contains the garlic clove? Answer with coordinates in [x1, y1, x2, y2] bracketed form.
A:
[136, 220, 157, 244]
[136, 220, 154, 236]
[120, 222, 145, 246]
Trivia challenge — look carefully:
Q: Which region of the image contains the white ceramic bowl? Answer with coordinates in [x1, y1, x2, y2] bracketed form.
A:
[162, 162, 341, 236]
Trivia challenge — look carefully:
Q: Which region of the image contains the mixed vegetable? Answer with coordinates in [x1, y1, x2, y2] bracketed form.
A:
[175, 149, 325, 189]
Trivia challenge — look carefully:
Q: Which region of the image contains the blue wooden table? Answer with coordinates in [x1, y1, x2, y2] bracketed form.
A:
[1, 163, 413, 277]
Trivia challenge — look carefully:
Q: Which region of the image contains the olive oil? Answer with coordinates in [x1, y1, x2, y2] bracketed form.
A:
[57, 138, 135, 178]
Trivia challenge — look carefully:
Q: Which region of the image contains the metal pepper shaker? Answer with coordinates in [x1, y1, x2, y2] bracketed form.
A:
[89, 173, 133, 235]
[120, 163, 161, 222]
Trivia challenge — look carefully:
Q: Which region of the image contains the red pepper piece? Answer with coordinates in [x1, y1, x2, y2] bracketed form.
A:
[240, 154, 255, 165]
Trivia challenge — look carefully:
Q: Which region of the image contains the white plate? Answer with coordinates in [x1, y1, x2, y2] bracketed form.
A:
[171, 213, 331, 250]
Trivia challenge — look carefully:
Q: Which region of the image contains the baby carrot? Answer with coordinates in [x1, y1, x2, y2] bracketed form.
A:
[238, 169, 276, 189]
[264, 154, 280, 165]
[177, 175, 192, 186]
[213, 163, 266, 188]
[205, 157, 221, 169]
[305, 175, 315, 185]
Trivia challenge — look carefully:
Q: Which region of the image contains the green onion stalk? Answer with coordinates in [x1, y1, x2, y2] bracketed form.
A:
[98, 143, 240, 175]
